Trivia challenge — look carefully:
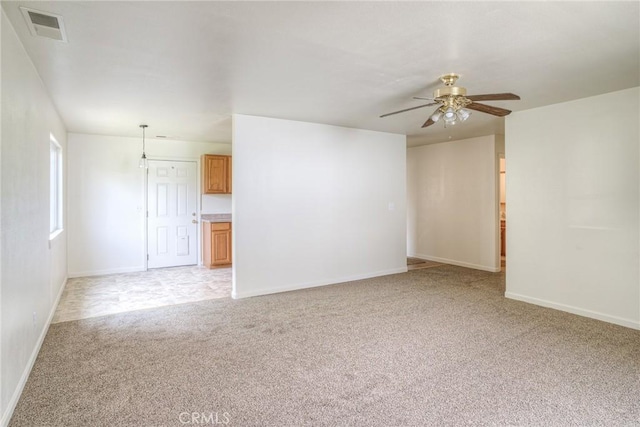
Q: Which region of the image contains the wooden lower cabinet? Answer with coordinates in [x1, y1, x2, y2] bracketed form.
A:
[203, 221, 232, 268]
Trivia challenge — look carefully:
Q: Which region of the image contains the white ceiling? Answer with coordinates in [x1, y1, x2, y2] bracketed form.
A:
[3, 1, 639, 146]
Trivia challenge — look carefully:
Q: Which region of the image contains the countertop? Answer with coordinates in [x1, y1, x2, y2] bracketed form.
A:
[201, 213, 232, 223]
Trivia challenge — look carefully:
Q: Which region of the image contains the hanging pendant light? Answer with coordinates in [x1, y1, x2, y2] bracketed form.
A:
[139, 124, 148, 169]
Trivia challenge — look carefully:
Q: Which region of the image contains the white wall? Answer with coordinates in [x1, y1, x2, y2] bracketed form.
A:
[232, 115, 407, 298]
[407, 135, 500, 272]
[67, 133, 231, 277]
[1, 9, 68, 425]
[506, 87, 639, 329]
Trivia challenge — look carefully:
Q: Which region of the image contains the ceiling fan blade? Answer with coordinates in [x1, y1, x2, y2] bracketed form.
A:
[422, 118, 436, 128]
[466, 93, 521, 101]
[380, 102, 439, 118]
[412, 96, 435, 101]
[466, 102, 512, 117]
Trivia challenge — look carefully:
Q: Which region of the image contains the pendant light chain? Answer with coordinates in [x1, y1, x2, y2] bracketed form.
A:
[139, 124, 149, 169]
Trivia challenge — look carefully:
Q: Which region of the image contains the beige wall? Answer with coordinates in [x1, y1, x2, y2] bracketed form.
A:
[232, 115, 407, 298]
[407, 135, 500, 272]
[1, 10, 68, 424]
[506, 87, 639, 329]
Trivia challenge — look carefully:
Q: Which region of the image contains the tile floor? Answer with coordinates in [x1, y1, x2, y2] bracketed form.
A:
[54, 258, 452, 324]
[53, 266, 231, 323]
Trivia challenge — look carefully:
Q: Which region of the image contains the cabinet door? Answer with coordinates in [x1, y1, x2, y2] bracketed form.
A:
[203, 155, 229, 194]
[211, 223, 232, 266]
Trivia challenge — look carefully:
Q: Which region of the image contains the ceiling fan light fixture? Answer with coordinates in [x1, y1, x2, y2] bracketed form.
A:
[457, 108, 471, 122]
[379, 73, 520, 130]
[443, 107, 457, 123]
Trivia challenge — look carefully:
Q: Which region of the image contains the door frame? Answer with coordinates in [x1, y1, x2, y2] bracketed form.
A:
[497, 152, 505, 272]
[143, 155, 202, 270]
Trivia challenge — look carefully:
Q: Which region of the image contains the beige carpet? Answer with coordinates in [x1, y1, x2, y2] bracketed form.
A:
[407, 257, 445, 270]
[407, 257, 428, 265]
[10, 265, 640, 426]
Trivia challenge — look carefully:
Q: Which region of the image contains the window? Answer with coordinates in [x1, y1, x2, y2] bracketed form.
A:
[50, 134, 63, 238]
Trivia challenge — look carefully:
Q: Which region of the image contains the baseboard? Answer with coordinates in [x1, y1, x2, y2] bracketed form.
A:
[232, 266, 408, 299]
[67, 266, 146, 278]
[410, 253, 500, 273]
[1, 276, 68, 427]
[505, 291, 640, 331]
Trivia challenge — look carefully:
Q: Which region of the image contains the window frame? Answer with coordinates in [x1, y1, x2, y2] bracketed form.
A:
[49, 134, 63, 239]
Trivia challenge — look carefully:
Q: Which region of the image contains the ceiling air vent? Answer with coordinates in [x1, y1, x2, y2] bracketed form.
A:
[20, 7, 67, 42]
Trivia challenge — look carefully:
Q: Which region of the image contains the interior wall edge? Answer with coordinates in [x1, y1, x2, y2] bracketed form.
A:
[233, 267, 408, 300]
[505, 291, 640, 331]
[411, 253, 501, 273]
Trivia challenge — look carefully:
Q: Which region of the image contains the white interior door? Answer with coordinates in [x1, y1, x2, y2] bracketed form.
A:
[147, 160, 198, 268]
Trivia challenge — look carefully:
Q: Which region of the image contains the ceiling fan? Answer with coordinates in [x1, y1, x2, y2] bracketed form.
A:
[380, 73, 520, 128]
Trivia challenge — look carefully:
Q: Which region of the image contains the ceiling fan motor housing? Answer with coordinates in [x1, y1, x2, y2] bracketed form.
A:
[434, 73, 468, 103]
[434, 85, 467, 99]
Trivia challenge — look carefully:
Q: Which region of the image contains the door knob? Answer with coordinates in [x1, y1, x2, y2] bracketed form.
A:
[192, 219, 198, 224]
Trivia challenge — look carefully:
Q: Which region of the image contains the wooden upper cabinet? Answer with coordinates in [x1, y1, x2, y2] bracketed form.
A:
[202, 155, 231, 194]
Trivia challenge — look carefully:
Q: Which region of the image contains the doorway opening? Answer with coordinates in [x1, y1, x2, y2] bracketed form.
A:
[499, 157, 506, 271]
